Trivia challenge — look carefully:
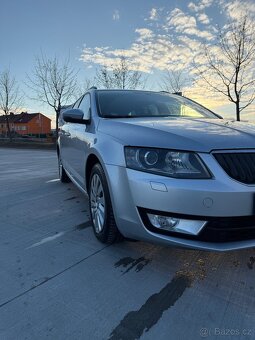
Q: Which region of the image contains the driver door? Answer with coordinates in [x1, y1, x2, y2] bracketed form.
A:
[68, 93, 92, 187]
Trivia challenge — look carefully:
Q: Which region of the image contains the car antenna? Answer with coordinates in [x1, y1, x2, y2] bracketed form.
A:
[88, 86, 97, 90]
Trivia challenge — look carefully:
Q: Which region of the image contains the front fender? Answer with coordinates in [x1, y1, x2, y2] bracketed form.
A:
[84, 134, 125, 192]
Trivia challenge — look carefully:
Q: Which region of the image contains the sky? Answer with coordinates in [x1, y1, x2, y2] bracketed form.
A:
[1, 0, 255, 127]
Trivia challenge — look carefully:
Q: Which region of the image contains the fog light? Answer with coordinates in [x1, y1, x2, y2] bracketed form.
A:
[147, 213, 179, 231]
[146, 212, 207, 235]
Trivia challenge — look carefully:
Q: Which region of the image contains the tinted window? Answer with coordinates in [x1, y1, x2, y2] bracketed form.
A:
[79, 94, 91, 119]
[97, 91, 217, 119]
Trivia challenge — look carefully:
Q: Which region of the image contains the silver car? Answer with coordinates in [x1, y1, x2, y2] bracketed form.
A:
[57, 88, 255, 251]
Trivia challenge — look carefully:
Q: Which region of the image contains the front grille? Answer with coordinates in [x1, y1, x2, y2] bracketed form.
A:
[214, 152, 255, 184]
[199, 216, 255, 242]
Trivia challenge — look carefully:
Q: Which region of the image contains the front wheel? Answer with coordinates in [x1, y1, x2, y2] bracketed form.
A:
[89, 163, 122, 244]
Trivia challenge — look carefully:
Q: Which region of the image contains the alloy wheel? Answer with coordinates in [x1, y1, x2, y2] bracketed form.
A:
[90, 173, 106, 233]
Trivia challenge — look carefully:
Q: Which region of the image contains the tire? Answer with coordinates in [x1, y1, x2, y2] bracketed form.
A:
[58, 154, 71, 183]
[89, 163, 122, 244]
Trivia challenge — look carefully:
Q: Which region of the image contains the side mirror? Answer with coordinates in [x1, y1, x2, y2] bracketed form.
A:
[62, 108, 89, 124]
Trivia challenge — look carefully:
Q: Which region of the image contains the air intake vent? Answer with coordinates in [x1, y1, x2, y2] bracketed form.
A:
[214, 152, 255, 184]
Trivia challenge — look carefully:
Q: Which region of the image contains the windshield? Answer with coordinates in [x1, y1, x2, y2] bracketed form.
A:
[97, 91, 219, 119]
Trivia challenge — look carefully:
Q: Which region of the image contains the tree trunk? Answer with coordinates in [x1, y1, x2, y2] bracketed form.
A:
[5, 113, 12, 142]
[236, 101, 240, 121]
[55, 109, 60, 143]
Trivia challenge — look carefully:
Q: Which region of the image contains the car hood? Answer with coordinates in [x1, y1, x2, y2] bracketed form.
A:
[98, 117, 255, 152]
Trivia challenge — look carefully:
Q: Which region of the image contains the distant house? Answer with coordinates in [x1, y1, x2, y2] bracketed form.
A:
[0, 112, 51, 137]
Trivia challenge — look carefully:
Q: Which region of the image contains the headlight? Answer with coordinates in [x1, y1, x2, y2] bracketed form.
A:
[124, 147, 211, 179]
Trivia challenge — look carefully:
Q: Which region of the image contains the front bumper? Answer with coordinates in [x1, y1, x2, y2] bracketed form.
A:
[104, 160, 255, 251]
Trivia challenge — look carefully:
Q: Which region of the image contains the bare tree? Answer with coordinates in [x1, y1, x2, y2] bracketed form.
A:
[160, 69, 191, 94]
[95, 56, 144, 89]
[112, 56, 143, 89]
[197, 15, 255, 121]
[28, 54, 78, 135]
[0, 70, 23, 141]
[82, 78, 95, 92]
[77, 78, 96, 97]
[95, 66, 113, 89]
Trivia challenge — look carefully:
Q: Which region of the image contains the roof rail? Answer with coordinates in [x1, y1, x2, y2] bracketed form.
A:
[159, 91, 183, 96]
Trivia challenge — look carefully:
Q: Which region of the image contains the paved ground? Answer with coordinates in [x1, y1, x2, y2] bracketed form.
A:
[0, 148, 255, 340]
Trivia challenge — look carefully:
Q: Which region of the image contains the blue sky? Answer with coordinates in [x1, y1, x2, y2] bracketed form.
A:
[1, 0, 255, 125]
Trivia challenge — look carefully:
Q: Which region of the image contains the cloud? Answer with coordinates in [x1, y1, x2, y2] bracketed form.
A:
[167, 8, 197, 30]
[81, 32, 189, 73]
[149, 8, 158, 20]
[166, 8, 214, 40]
[219, 0, 255, 21]
[188, 0, 213, 12]
[113, 9, 120, 21]
[197, 13, 210, 24]
[80, 5, 215, 73]
[135, 28, 154, 41]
